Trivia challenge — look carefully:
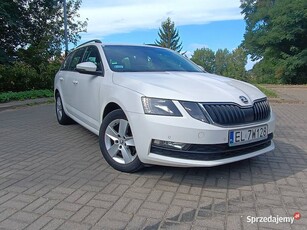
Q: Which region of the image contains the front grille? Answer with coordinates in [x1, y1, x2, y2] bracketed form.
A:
[151, 134, 273, 161]
[202, 99, 271, 126]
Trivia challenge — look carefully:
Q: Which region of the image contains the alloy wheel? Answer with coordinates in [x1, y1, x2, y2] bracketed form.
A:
[56, 96, 63, 120]
[104, 119, 136, 164]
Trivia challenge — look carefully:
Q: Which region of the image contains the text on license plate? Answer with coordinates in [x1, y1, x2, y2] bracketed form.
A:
[229, 125, 268, 146]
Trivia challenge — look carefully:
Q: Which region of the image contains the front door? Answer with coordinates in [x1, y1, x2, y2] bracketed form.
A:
[72, 46, 104, 131]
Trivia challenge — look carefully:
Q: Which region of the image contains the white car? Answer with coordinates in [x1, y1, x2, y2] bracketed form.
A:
[54, 40, 275, 172]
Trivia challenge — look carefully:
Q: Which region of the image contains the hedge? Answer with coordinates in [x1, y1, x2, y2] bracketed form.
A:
[0, 61, 61, 92]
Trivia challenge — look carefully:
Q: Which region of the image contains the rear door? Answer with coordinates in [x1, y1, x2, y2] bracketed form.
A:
[65, 47, 86, 116]
[57, 53, 73, 111]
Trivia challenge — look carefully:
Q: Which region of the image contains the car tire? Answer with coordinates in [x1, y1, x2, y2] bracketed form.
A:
[99, 109, 143, 172]
[55, 93, 73, 125]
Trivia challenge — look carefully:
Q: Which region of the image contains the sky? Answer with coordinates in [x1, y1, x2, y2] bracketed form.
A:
[77, 0, 254, 69]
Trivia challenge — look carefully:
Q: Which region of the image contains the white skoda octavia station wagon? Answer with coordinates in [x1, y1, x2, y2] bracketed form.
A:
[54, 40, 275, 172]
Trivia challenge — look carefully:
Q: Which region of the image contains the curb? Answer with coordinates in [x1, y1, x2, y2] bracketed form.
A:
[0, 97, 54, 112]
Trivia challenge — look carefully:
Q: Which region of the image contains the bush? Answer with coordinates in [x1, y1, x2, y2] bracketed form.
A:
[0, 61, 61, 92]
[0, 62, 37, 92]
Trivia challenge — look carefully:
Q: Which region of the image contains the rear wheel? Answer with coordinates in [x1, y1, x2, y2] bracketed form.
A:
[55, 93, 73, 125]
[99, 109, 143, 172]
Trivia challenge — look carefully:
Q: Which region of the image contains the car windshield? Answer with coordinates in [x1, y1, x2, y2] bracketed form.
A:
[102, 45, 203, 72]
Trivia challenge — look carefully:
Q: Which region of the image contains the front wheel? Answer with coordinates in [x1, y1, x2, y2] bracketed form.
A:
[99, 109, 143, 172]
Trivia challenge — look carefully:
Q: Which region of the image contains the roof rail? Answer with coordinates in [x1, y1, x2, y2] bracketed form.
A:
[76, 39, 102, 48]
[144, 43, 161, 47]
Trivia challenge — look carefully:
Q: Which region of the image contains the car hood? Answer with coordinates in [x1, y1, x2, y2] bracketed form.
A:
[112, 72, 266, 105]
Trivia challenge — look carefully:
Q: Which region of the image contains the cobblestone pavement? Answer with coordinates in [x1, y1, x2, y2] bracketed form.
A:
[0, 93, 307, 229]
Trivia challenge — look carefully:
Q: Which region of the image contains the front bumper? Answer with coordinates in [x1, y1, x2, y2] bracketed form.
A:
[127, 110, 276, 167]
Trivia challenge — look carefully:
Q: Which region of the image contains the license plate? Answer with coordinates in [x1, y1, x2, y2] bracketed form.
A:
[229, 125, 268, 146]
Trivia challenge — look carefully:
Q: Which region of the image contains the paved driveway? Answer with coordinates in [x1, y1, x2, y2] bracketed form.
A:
[0, 91, 307, 229]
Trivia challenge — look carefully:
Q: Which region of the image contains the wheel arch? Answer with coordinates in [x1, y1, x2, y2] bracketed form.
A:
[54, 89, 60, 97]
[102, 102, 122, 120]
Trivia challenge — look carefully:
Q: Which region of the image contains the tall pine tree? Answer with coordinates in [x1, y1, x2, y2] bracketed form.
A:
[155, 17, 183, 52]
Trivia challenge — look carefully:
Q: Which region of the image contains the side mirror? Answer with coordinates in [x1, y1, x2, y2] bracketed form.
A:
[76, 62, 97, 73]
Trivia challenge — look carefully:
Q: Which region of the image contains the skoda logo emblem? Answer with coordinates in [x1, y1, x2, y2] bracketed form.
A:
[239, 96, 248, 104]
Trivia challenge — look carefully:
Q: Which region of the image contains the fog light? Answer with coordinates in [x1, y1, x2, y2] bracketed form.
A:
[152, 139, 190, 150]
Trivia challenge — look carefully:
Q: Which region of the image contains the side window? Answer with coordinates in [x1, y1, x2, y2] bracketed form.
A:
[68, 48, 86, 71]
[61, 53, 73, 70]
[82, 46, 103, 71]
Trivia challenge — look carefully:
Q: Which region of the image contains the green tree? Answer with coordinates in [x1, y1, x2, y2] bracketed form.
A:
[0, 0, 27, 63]
[0, 0, 87, 67]
[155, 17, 183, 52]
[250, 59, 279, 84]
[191, 48, 215, 73]
[215, 49, 230, 75]
[240, 0, 307, 83]
[0, 0, 86, 92]
[190, 47, 247, 80]
[224, 47, 247, 81]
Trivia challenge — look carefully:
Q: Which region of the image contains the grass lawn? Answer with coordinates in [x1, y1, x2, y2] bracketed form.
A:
[0, 89, 53, 103]
[255, 84, 278, 98]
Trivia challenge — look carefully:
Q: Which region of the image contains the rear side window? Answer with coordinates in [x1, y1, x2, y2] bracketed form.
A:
[68, 48, 86, 71]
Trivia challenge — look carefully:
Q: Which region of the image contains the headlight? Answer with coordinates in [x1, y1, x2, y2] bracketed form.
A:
[180, 101, 210, 123]
[141, 97, 182, 116]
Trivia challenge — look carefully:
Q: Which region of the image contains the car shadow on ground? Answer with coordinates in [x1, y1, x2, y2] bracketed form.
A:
[139, 139, 306, 190]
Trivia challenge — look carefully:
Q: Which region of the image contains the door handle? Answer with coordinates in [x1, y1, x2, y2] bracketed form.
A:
[59, 77, 64, 81]
[72, 80, 79, 85]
